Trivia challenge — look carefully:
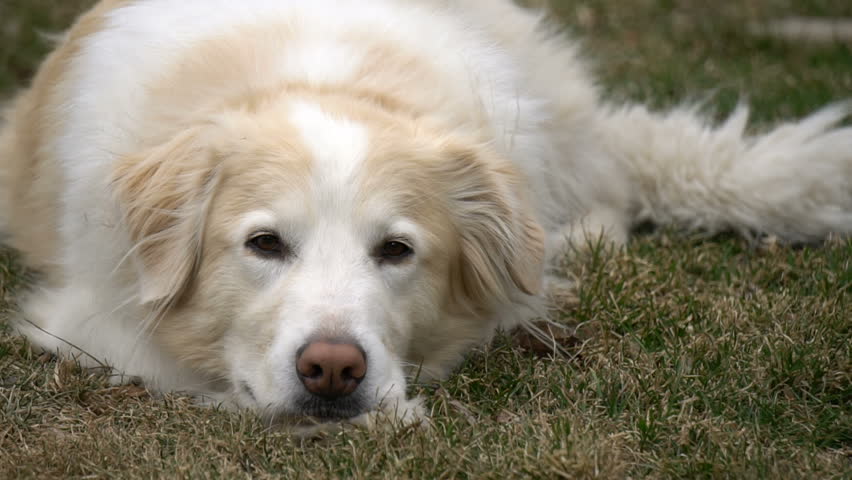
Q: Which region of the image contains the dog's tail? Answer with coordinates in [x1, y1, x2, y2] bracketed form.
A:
[601, 102, 852, 243]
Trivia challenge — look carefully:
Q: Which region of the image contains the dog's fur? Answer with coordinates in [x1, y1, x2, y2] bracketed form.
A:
[1, 0, 850, 429]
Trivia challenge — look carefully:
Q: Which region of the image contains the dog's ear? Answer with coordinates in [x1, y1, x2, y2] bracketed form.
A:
[439, 146, 545, 305]
[111, 127, 221, 307]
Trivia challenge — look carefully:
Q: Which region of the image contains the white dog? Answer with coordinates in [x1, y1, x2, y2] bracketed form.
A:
[1, 0, 850, 430]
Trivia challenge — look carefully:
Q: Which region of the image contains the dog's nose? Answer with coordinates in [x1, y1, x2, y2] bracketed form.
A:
[296, 340, 367, 399]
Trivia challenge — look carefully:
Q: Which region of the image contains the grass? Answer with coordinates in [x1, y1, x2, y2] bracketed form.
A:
[1, 0, 851, 478]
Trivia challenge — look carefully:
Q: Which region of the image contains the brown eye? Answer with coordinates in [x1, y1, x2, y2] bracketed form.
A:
[247, 233, 287, 257]
[379, 241, 413, 261]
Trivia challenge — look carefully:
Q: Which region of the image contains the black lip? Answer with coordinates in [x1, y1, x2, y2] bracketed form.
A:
[292, 393, 367, 421]
[239, 381, 256, 401]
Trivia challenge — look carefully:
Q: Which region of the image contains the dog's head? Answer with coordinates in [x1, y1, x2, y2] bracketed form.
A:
[112, 93, 544, 425]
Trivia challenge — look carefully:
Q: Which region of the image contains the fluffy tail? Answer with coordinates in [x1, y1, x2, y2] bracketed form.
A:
[603, 102, 852, 243]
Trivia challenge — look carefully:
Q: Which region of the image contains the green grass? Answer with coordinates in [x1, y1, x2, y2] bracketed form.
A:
[0, 0, 96, 95]
[1, 1, 851, 478]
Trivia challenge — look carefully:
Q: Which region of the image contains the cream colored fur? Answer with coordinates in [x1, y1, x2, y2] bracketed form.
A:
[1, 0, 850, 431]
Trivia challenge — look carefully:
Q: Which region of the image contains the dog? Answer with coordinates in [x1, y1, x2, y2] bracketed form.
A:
[1, 0, 850, 431]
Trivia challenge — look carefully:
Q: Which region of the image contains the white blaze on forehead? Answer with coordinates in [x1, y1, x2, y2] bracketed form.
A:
[288, 101, 369, 192]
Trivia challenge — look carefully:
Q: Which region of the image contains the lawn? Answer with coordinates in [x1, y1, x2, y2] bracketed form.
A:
[1, 0, 850, 478]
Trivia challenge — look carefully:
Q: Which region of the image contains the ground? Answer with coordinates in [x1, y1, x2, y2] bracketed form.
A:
[0, 0, 850, 478]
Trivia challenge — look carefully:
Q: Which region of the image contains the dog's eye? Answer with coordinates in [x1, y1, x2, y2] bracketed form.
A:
[378, 240, 413, 261]
[247, 233, 288, 258]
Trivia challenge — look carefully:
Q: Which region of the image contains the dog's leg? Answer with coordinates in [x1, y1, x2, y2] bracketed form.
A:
[545, 207, 630, 261]
[13, 283, 211, 392]
[13, 285, 113, 370]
